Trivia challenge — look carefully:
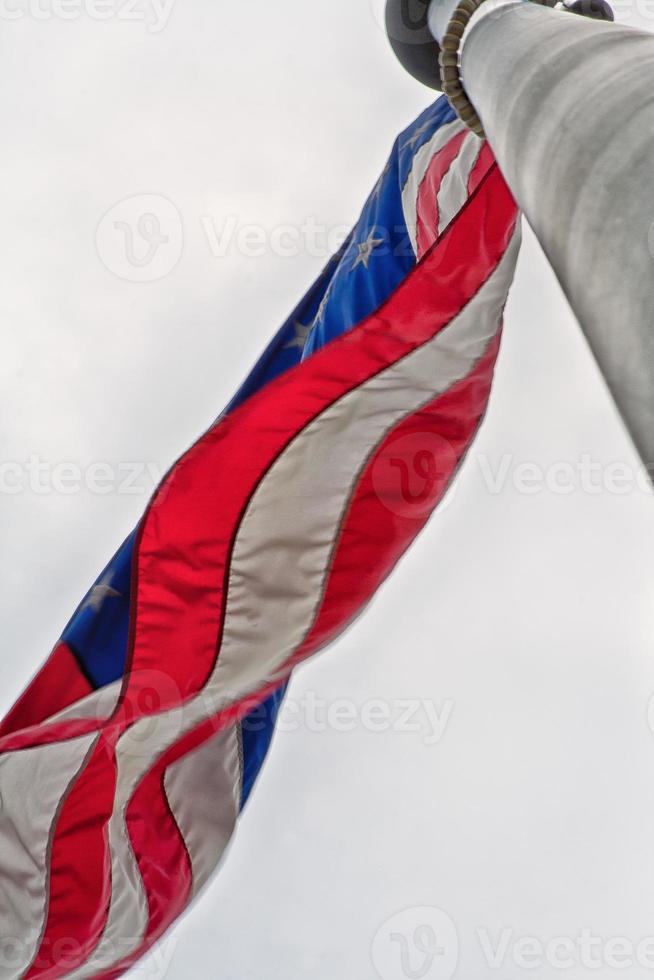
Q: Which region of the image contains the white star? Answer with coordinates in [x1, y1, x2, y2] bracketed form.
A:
[352, 229, 385, 270]
[83, 573, 122, 613]
[314, 286, 333, 327]
[284, 320, 312, 351]
[402, 120, 432, 150]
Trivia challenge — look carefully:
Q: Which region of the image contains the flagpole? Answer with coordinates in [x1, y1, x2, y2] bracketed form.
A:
[388, 0, 654, 470]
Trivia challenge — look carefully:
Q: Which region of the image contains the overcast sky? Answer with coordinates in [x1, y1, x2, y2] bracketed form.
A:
[3, 1, 654, 978]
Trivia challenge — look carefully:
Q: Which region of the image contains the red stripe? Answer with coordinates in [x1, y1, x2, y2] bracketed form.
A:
[25, 734, 117, 979]
[468, 142, 494, 196]
[22, 164, 517, 978]
[0, 643, 92, 739]
[415, 130, 467, 258]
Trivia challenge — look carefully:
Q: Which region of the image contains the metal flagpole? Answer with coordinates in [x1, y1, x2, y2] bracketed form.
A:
[387, 0, 654, 469]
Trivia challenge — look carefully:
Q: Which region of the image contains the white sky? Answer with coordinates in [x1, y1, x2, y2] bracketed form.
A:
[2, 1, 654, 978]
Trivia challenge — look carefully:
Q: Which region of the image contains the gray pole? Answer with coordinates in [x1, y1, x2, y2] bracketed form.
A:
[430, 1, 654, 467]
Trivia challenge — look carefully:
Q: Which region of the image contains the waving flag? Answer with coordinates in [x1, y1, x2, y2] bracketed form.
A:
[0, 96, 520, 979]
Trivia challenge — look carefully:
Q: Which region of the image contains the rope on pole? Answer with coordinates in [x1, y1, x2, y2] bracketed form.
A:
[440, 0, 613, 137]
[440, 0, 549, 137]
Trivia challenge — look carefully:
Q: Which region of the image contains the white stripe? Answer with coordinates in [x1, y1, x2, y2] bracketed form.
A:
[163, 724, 241, 896]
[82, 225, 521, 975]
[48, 680, 122, 724]
[436, 132, 483, 236]
[0, 734, 97, 980]
[401, 119, 467, 256]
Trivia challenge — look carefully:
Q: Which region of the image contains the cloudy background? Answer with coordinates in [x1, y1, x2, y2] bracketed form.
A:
[2, 0, 654, 977]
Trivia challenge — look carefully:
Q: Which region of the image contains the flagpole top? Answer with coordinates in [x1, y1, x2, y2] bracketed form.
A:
[385, 0, 444, 90]
[386, 0, 615, 93]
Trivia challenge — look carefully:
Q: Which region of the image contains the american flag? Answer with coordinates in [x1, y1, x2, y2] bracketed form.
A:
[0, 95, 520, 979]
